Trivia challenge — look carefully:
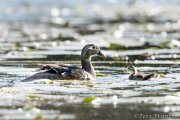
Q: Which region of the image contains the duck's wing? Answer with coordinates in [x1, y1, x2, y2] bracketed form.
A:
[22, 64, 77, 82]
[21, 72, 62, 82]
[143, 73, 155, 80]
[38, 64, 69, 70]
[37, 64, 71, 75]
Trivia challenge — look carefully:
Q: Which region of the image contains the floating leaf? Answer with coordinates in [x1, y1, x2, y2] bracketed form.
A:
[83, 96, 96, 104]
[107, 81, 112, 84]
[159, 74, 166, 78]
[96, 73, 106, 77]
[114, 56, 120, 64]
[57, 80, 73, 85]
[15, 42, 22, 48]
[155, 73, 166, 78]
[55, 115, 61, 120]
[109, 43, 126, 50]
[29, 47, 39, 51]
[27, 94, 41, 99]
[35, 113, 45, 120]
[43, 80, 56, 84]
[160, 41, 169, 48]
[84, 81, 94, 87]
[23, 104, 34, 111]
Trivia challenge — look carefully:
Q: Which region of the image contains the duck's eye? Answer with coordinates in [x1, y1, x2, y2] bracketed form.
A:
[92, 46, 96, 49]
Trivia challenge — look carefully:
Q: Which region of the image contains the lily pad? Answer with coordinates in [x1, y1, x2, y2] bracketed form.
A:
[96, 73, 106, 77]
[35, 113, 45, 120]
[109, 43, 126, 50]
[27, 94, 41, 99]
[83, 96, 96, 104]
[23, 104, 34, 111]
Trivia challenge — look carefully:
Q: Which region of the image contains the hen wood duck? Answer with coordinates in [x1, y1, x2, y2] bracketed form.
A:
[127, 65, 155, 80]
[22, 44, 105, 82]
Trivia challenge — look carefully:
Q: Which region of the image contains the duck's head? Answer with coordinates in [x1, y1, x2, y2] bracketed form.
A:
[81, 44, 105, 60]
[127, 65, 136, 73]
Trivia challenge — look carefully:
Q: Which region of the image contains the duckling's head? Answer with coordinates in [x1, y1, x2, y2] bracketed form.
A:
[127, 65, 136, 72]
[81, 44, 105, 60]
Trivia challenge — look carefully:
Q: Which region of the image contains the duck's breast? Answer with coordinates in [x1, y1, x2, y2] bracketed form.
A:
[70, 68, 95, 80]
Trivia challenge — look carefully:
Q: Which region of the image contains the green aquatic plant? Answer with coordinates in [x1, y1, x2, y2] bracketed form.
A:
[23, 104, 34, 111]
[116, 11, 124, 22]
[43, 79, 94, 87]
[43, 79, 74, 85]
[84, 81, 94, 87]
[35, 113, 45, 120]
[175, 59, 180, 62]
[155, 73, 166, 78]
[55, 115, 61, 120]
[96, 73, 106, 77]
[28, 47, 39, 51]
[27, 94, 41, 99]
[59, 80, 74, 85]
[109, 43, 126, 50]
[83, 96, 96, 104]
[107, 81, 112, 84]
[159, 41, 169, 48]
[56, 34, 76, 41]
[43, 79, 58, 84]
[114, 56, 120, 64]
[15, 42, 22, 48]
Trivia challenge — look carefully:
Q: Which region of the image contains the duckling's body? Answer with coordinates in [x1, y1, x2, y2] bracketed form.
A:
[22, 44, 105, 82]
[127, 65, 155, 80]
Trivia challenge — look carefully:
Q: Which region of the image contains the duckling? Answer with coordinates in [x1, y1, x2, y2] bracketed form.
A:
[127, 65, 155, 80]
[22, 44, 105, 82]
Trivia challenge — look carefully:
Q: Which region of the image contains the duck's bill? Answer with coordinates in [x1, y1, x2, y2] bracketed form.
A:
[97, 50, 106, 58]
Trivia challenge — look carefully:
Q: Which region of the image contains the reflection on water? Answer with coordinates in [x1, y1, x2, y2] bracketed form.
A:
[0, 0, 180, 120]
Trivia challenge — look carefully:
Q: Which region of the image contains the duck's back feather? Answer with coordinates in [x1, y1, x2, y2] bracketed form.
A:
[129, 73, 144, 80]
[22, 64, 94, 82]
[143, 73, 155, 80]
[129, 73, 155, 80]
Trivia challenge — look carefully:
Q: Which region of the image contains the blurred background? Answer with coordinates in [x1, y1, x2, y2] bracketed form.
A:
[0, 0, 180, 57]
[0, 0, 180, 120]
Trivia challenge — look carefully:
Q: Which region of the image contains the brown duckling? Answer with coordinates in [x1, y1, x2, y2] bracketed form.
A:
[22, 44, 105, 82]
[127, 65, 155, 80]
